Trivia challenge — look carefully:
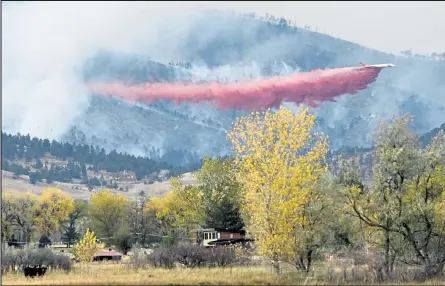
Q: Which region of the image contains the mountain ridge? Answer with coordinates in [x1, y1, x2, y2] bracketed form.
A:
[3, 10, 445, 159]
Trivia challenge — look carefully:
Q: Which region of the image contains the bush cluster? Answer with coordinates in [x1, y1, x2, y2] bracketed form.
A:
[132, 244, 236, 269]
[1, 248, 72, 274]
[325, 263, 441, 284]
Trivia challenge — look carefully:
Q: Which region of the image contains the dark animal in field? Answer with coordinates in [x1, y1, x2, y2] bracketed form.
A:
[24, 266, 47, 278]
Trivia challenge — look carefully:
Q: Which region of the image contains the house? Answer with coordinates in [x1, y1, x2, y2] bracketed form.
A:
[117, 170, 137, 182]
[190, 228, 254, 247]
[157, 169, 170, 180]
[93, 249, 123, 262]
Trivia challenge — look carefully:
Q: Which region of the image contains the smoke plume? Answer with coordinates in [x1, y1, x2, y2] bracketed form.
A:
[3, 2, 443, 155]
[87, 65, 388, 111]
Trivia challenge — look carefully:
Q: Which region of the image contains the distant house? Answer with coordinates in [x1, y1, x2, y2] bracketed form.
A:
[157, 169, 170, 180]
[190, 228, 254, 247]
[117, 170, 137, 182]
[93, 249, 123, 262]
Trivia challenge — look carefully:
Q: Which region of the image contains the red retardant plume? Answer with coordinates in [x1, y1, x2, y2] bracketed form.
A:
[86, 63, 393, 110]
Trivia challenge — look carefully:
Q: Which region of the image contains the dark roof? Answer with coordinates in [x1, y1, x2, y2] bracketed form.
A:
[207, 238, 254, 246]
[94, 250, 122, 257]
[190, 228, 246, 235]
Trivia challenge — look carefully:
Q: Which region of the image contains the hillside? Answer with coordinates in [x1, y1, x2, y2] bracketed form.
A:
[2, 10, 444, 199]
[1, 170, 196, 200]
[51, 11, 445, 158]
[3, 121, 443, 200]
[1, 132, 199, 199]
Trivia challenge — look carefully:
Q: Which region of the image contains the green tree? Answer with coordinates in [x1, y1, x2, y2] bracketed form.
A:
[89, 190, 129, 238]
[197, 157, 244, 232]
[113, 228, 134, 255]
[205, 198, 244, 232]
[29, 172, 42, 184]
[128, 191, 162, 246]
[289, 172, 346, 272]
[343, 115, 445, 279]
[35, 158, 43, 169]
[1, 191, 37, 243]
[61, 200, 88, 247]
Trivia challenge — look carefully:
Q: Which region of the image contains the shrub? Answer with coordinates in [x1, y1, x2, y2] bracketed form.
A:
[128, 243, 150, 269]
[113, 231, 134, 255]
[145, 244, 236, 269]
[174, 244, 208, 268]
[208, 247, 236, 267]
[1, 248, 72, 274]
[146, 247, 175, 268]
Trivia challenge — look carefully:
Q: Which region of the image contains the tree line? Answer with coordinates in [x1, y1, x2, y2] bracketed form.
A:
[1, 156, 244, 253]
[145, 108, 445, 281]
[2, 108, 444, 282]
[1, 132, 202, 185]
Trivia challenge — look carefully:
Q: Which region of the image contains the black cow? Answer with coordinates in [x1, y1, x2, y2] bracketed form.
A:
[24, 266, 47, 278]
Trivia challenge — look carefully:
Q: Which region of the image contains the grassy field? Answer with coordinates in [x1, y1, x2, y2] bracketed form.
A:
[3, 264, 293, 285]
[2, 263, 443, 285]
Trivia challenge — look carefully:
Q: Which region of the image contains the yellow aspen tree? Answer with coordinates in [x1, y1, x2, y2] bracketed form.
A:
[74, 228, 99, 263]
[90, 189, 129, 238]
[145, 178, 205, 231]
[34, 188, 75, 237]
[227, 106, 328, 271]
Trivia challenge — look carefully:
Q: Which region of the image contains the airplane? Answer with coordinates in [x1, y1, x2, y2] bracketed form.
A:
[359, 62, 395, 68]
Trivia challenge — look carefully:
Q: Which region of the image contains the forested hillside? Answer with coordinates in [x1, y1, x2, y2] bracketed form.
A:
[1, 132, 201, 187]
[60, 11, 445, 158]
[3, 120, 444, 187]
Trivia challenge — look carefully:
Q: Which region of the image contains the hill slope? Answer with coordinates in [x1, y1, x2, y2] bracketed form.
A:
[3, 10, 445, 158]
[3, 123, 443, 201]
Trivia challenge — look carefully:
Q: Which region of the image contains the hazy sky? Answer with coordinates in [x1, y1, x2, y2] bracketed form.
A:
[3, 1, 443, 54]
[195, 1, 445, 55]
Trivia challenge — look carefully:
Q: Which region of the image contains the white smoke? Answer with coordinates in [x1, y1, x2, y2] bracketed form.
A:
[1, 2, 206, 139]
[2, 2, 444, 155]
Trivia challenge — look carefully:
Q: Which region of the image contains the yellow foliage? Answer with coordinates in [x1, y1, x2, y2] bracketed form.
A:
[433, 167, 445, 226]
[34, 188, 74, 236]
[146, 192, 177, 227]
[2, 190, 38, 202]
[145, 178, 204, 231]
[89, 190, 129, 237]
[74, 228, 99, 263]
[197, 157, 242, 206]
[227, 106, 328, 260]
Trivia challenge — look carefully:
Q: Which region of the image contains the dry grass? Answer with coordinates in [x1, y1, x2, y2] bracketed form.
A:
[2, 264, 298, 285]
[3, 263, 443, 285]
[2, 171, 197, 200]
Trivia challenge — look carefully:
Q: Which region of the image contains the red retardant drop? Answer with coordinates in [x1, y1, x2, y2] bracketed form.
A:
[86, 63, 394, 110]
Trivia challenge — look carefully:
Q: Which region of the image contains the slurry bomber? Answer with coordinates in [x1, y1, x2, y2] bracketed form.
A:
[86, 63, 395, 110]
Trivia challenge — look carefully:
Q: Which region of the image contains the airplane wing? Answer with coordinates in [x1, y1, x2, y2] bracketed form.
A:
[364, 63, 395, 68]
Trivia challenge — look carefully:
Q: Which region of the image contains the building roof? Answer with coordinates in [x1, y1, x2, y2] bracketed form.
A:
[190, 228, 216, 232]
[95, 250, 123, 257]
[207, 238, 255, 246]
[190, 228, 246, 234]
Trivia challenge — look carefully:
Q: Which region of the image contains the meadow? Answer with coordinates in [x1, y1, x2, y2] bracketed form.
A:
[3, 261, 444, 285]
